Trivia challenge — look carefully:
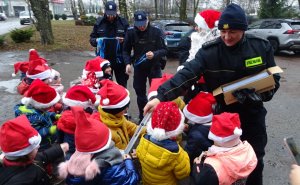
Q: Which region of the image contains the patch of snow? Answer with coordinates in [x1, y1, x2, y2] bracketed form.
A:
[0, 79, 20, 94]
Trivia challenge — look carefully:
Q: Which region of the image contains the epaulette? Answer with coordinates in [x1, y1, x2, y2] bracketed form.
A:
[245, 33, 268, 42]
[202, 37, 221, 49]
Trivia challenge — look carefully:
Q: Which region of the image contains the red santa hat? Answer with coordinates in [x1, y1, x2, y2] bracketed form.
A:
[28, 49, 40, 61]
[148, 73, 173, 100]
[26, 58, 52, 80]
[208, 112, 242, 144]
[183, 92, 216, 124]
[63, 85, 96, 109]
[82, 57, 110, 79]
[12, 61, 29, 77]
[97, 79, 130, 109]
[147, 102, 185, 141]
[194, 9, 221, 30]
[72, 106, 111, 153]
[0, 115, 41, 157]
[21, 79, 60, 109]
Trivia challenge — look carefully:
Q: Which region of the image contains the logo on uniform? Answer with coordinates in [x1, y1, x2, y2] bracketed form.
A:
[223, 24, 229, 29]
[138, 15, 142, 20]
[109, 5, 113, 10]
[245, 56, 263, 67]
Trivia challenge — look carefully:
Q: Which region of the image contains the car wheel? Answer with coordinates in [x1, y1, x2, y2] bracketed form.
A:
[268, 39, 279, 53]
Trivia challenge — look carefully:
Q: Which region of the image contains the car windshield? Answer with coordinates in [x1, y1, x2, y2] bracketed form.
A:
[20, 11, 30, 16]
[165, 24, 191, 32]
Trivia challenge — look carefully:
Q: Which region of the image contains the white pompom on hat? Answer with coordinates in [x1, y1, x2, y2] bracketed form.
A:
[0, 115, 41, 157]
[194, 9, 221, 30]
[208, 112, 242, 145]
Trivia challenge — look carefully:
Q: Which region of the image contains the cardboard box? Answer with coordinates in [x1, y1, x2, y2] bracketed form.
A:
[213, 66, 283, 105]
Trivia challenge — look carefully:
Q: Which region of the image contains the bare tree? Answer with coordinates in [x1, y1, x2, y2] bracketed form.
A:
[298, 0, 300, 10]
[193, 0, 200, 18]
[78, 0, 86, 16]
[119, 0, 128, 19]
[154, 0, 158, 19]
[179, 0, 187, 21]
[28, 0, 54, 45]
[69, 0, 78, 20]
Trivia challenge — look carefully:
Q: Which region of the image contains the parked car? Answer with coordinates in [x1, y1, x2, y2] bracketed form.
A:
[246, 19, 300, 53]
[0, 12, 7, 21]
[19, 11, 35, 25]
[151, 19, 193, 53]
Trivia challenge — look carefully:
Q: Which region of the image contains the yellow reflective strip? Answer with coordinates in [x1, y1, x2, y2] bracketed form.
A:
[245, 57, 263, 67]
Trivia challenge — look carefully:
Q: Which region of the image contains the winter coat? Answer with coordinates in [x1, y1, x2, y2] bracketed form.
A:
[65, 143, 140, 185]
[98, 107, 145, 150]
[89, 15, 129, 67]
[0, 144, 64, 185]
[191, 141, 257, 185]
[136, 134, 190, 185]
[14, 104, 58, 150]
[123, 24, 167, 71]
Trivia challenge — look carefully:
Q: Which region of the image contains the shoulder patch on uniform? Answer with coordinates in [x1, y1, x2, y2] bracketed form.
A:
[202, 37, 221, 49]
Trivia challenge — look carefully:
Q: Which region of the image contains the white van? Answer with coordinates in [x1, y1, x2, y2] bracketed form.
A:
[19, 11, 35, 25]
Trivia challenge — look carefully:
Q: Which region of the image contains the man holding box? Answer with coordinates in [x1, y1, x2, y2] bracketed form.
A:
[144, 3, 280, 185]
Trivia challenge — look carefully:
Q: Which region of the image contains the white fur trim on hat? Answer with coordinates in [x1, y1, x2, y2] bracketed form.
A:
[147, 110, 185, 141]
[100, 95, 130, 109]
[194, 13, 210, 31]
[62, 93, 93, 109]
[208, 127, 242, 143]
[82, 69, 104, 79]
[183, 105, 213, 124]
[100, 60, 110, 68]
[21, 91, 61, 109]
[147, 91, 157, 100]
[26, 69, 52, 80]
[3, 134, 41, 157]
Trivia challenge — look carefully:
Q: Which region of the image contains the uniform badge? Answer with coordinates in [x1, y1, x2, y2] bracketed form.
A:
[223, 24, 229, 29]
[245, 56, 263, 67]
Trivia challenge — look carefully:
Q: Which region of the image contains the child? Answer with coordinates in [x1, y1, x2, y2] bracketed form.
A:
[0, 115, 69, 185]
[96, 79, 145, 151]
[14, 79, 61, 151]
[136, 101, 190, 185]
[57, 85, 97, 159]
[58, 106, 140, 185]
[183, 92, 216, 165]
[191, 112, 258, 185]
[81, 57, 112, 93]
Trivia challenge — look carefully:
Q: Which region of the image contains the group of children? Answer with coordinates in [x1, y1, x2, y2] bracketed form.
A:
[0, 49, 258, 185]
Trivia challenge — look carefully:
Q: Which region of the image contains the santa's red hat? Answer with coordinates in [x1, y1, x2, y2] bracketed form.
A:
[26, 58, 52, 80]
[147, 102, 185, 141]
[72, 106, 111, 153]
[183, 92, 216, 124]
[63, 85, 96, 109]
[12, 61, 29, 77]
[194, 9, 221, 30]
[208, 112, 242, 144]
[21, 79, 60, 109]
[0, 115, 41, 157]
[148, 73, 173, 100]
[97, 79, 130, 109]
[82, 57, 110, 79]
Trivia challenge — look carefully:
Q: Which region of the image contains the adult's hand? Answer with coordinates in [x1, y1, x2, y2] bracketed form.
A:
[290, 164, 300, 185]
[146, 51, 154, 60]
[143, 98, 160, 114]
[125, 64, 132, 75]
[116, 37, 124, 43]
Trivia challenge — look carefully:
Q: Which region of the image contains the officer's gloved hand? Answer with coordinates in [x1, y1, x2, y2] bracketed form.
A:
[232, 88, 262, 105]
[259, 89, 275, 102]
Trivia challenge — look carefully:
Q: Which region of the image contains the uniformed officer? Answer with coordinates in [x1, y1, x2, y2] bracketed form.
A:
[144, 4, 280, 185]
[90, 1, 129, 88]
[123, 10, 167, 122]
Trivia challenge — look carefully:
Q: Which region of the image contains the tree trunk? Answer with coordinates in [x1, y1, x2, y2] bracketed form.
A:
[28, 0, 54, 45]
[179, 0, 187, 21]
[163, 0, 166, 18]
[78, 0, 86, 16]
[298, 0, 300, 10]
[193, 0, 200, 18]
[118, 0, 128, 19]
[155, 0, 158, 19]
[70, 0, 78, 20]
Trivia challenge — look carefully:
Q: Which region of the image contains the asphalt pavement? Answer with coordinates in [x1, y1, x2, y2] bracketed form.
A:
[0, 17, 30, 36]
[0, 50, 299, 185]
